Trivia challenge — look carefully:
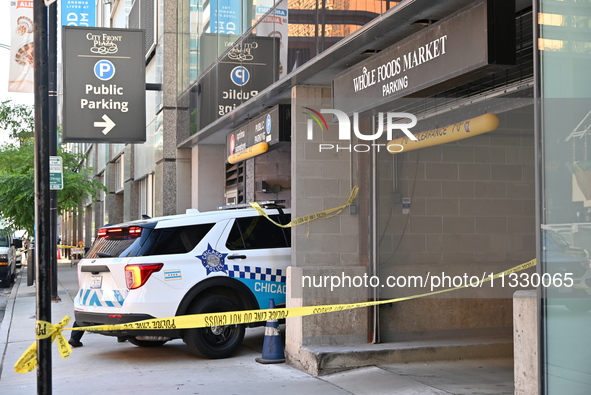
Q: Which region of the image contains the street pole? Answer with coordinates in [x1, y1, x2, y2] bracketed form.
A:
[49, 0, 59, 302]
[34, 0, 52, 393]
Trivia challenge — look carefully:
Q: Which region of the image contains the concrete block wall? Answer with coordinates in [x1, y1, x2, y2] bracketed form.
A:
[191, 144, 225, 212]
[254, 145, 291, 206]
[287, 85, 367, 371]
[376, 108, 535, 340]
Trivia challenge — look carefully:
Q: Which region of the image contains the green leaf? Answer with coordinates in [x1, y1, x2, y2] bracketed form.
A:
[0, 101, 107, 236]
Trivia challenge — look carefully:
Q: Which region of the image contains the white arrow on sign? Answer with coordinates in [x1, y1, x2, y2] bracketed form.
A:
[94, 114, 116, 135]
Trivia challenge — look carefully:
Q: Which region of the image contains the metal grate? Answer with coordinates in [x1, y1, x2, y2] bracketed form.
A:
[225, 162, 245, 205]
[142, 0, 156, 57]
[127, 0, 156, 60]
[128, 0, 139, 29]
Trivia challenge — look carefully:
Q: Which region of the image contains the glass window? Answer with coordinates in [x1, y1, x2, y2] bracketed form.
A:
[179, 0, 401, 121]
[115, 154, 124, 192]
[86, 223, 215, 258]
[150, 224, 215, 255]
[86, 227, 151, 259]
[226, 214, 291, 250]
[139, 174, 154, 219]
[538, 1, 591, 393]
[98, 173, 106, 226]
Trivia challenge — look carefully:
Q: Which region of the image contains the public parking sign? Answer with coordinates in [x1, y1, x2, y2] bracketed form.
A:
[62, 27, 146, 143]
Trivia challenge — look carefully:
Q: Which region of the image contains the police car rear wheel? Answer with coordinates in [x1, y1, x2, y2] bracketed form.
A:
[183, 295, 245, 359]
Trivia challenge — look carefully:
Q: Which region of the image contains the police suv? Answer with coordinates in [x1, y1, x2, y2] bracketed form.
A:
[74, 202, 290, 358]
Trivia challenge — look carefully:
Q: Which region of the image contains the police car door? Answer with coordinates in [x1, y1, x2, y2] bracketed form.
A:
[215, 213, 291, 308]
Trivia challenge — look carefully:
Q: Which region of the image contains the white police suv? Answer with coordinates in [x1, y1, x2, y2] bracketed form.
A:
[74, 202, 290, 358]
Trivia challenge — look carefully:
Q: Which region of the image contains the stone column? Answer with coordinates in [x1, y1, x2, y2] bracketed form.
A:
[514, 290, 539, 395]
[286, 85, 367, 375]
[152, 0, 192, 216]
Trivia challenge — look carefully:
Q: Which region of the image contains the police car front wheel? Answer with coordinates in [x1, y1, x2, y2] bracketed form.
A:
[183, 295, 245, 359]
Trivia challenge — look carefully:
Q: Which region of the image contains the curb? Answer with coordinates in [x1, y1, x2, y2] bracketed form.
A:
[0, 269, 23, 380]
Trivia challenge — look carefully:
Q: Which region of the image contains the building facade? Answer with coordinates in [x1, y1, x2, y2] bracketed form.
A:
[61, 1, 591, 393]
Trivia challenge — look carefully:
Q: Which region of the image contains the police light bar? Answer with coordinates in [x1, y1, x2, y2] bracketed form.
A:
[217, 200, 286, 210]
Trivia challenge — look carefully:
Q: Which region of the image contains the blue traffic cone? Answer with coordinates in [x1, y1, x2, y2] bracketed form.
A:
[255, 299, 286, 364]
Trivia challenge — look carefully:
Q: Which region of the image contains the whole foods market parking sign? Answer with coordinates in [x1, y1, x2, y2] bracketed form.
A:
[62, 27, 146, 143]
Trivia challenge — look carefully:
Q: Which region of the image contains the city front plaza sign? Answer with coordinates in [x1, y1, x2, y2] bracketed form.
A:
[62, 27, 146, 143]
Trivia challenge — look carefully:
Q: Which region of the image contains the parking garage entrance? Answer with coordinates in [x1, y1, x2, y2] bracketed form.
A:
[374, 104, 535, 345]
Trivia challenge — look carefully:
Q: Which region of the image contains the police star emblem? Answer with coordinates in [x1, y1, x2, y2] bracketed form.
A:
[196, 244, 228, 275]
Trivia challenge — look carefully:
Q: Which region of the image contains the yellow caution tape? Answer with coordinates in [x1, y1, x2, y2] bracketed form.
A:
[249, 186, 359, 229]
[15, 258, 536, 373]
[14, 316, 72, 374]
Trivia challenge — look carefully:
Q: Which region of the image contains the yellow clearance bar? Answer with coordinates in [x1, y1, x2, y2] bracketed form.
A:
[387, 113, 499, 154]
[228, 142, 269, 164]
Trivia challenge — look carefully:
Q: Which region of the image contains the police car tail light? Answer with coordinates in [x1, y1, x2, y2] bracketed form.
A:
[125, 263, 163, 289]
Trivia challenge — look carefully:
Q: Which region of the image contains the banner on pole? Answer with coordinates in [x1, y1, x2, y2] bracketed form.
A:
[61, 0, 96, 27]
[8, 1, 35, 93]
[255, 0, 288, 78]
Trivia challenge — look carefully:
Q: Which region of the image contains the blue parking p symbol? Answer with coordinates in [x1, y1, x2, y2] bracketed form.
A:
[94, 60, 116, 81]
[266, 114, 272, 134]
[230, 66, 250, 86]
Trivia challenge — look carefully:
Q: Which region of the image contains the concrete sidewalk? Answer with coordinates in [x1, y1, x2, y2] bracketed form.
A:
[0, 262, 514, 394]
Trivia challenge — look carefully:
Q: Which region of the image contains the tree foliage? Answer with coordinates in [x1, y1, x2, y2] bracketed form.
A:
[0, 100, 35, 143]
[0, 100, 106, 237]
